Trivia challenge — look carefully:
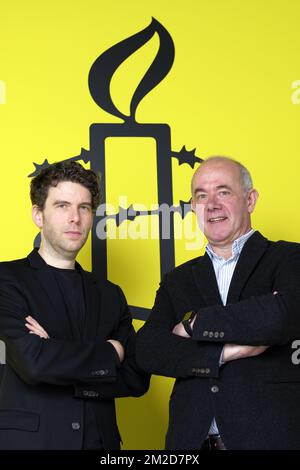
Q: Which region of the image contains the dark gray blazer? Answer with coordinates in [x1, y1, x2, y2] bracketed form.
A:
[0, 249, 149, 449]
[136, 232, 300, 449]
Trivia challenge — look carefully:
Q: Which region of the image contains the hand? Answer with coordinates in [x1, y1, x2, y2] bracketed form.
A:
[107, 339, 125, 363]
[25, 316, 49, 339]
[222, 344, 269, 363]
[172, 314, 197, 337]
[172, 321, 190, 337]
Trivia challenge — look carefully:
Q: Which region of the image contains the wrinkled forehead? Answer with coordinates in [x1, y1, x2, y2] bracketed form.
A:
[192, 161, 241, 193]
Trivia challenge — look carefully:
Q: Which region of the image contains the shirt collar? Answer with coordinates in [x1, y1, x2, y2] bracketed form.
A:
[206, 229, 255, 261]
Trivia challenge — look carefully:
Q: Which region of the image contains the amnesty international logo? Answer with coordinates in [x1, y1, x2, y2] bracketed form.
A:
[29, 18, 203, 321]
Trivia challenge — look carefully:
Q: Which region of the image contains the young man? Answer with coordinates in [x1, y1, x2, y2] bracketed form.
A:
[136, 156, 300, 450]
[0, 161, 149, 450]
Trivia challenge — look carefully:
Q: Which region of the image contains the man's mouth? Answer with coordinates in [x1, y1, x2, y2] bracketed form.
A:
[207, 217, 228, 223]
[65, 231, 82, 236]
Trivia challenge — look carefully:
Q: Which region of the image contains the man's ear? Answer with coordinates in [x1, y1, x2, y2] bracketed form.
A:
[247, 189, 259, 214]
[32, 205, 43, 229]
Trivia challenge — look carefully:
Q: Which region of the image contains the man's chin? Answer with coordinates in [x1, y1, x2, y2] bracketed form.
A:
[61, 241, 85, 256]
[205, 229, 229, 242]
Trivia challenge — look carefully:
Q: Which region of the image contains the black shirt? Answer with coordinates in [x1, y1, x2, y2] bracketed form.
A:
[49, 265, 104, 450]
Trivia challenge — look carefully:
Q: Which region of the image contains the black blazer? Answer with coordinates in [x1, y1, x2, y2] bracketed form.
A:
[0, 249, 149, 449]
[136, 232, 300, 449]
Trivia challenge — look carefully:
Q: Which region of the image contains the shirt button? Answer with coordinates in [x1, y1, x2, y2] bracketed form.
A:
[211, 385, 219, 393]
[71, 422, 81, 430]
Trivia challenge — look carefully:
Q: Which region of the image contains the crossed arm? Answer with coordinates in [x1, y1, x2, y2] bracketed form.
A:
[172, 311, 269, 363]
[25, 315, 125, 362]
[136, 253, 300, 379]
[0, 266, 149, 397]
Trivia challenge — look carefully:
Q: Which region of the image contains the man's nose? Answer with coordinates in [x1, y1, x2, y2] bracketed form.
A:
[68, 208, 80, 223]
[206, 194, 221, 211]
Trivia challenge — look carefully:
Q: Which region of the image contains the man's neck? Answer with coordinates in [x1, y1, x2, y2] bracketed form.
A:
[38, 246, 76, 270]
[208, 229, 254, 260]
[210, 244, 233, 260]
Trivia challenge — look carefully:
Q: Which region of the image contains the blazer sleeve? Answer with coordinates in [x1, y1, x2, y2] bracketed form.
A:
[0, 264, 149, 396]
[74, 286, 150, 399]
[135, 278, 224, 379]
[192, 246, 300, 346]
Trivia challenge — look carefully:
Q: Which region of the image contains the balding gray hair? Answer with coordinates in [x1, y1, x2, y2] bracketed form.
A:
[191, 156, 253, 195]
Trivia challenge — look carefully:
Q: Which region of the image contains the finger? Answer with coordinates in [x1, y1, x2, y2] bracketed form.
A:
[26, 318, 48, 335]
[25, 323, 39, 331]
[26, 317, 45, 334]
[26, 316, 41, 327]
[26, 323, 49, 339]
[25, 317, 50, 338]
[25, 323, 43, 333]
[29, 329, 48, 339]
[30, 331, 47, 339]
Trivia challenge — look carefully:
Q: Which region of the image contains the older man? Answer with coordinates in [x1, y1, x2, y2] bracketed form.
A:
[137, 156, 300, 450]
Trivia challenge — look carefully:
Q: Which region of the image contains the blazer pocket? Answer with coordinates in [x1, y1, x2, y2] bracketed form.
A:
[0, 409, 40, 431]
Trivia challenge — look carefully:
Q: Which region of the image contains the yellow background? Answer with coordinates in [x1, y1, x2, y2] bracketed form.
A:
[1, 0, 300, 449]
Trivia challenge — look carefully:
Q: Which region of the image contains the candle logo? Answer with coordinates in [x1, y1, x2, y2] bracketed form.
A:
[29, 18, 203, 320]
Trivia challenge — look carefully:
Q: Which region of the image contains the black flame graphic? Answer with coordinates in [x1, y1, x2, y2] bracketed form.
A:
[88, 17, 175, 123]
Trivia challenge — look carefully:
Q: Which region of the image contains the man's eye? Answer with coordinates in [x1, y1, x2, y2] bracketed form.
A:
[219, 191, 230, 197]
[58, 204, 66, 208]
[197, 194, 207, 201]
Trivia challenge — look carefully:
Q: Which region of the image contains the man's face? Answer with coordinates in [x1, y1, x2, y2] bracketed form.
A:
[191, 160, 258, 248]
[33, 181, 93, 260]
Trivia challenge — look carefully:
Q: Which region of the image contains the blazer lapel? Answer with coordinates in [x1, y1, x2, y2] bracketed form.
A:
[192, 253, 223, 306]
[226, 231, 269, 304]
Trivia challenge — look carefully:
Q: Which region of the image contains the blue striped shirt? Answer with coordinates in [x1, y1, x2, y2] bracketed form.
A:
[205, 229, 255, 435]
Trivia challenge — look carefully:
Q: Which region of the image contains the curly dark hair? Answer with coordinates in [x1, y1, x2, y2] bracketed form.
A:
[30, 161, 101, 212]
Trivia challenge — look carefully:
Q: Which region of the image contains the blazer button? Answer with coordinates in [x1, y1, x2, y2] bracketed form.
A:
[211, 385, 219, 393]
[71, 422, 81, 430]
[205, 368, 210, 374]
[83, 390, 100, 398]
[203, 331, 208, 337]
[219, 332, 224, 338]
[214, 332, 219, 338]
[208, 332, 214, 338]
[91, 369, 108, 376]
